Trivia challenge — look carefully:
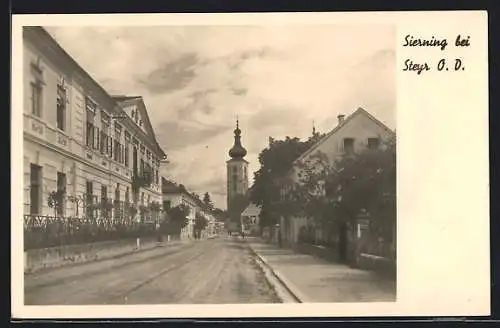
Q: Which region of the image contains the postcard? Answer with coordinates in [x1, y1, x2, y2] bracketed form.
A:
[11, 11, 489, 319]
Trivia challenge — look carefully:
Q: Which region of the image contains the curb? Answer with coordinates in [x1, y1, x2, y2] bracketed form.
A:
[246, 242, 308, 303]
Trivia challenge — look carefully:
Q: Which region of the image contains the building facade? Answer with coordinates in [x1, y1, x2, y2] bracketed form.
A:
[23, 26, 166, 224]
[241, 203, 261, 236]
[279, 107, 396, 257]
[226, 120, 249, 231]
[161, 178, 213, 239]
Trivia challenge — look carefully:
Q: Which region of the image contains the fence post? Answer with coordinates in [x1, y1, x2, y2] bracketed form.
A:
[136, 237, 140, 249]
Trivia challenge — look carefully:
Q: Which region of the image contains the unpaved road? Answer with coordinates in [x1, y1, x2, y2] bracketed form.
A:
[25, 238, 280, 305]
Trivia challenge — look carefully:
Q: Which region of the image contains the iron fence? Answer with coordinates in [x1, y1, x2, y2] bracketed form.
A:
[24, 214, 158, 250]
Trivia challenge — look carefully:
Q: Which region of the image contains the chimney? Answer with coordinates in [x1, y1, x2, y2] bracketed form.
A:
[337, 114, 345, 125]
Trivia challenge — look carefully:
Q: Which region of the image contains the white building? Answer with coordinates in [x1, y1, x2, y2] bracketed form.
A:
[161, 178, 213, 240]
[279, 107, 396, 247]
[241, 203, 261, 235]
[23, 26, 166, 223]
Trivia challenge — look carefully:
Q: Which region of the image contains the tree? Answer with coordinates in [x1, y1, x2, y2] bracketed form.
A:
[161, 204, 190, 236]
[194, 212, 208, 239]
[284, 136, 396, 243]
[47, 190, 65, 218]
[250, 135, 324, 229]
[203, 192, 214, 210]
[67, 195, 84, 218]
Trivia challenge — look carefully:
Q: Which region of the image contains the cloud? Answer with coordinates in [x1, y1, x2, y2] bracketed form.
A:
[136, 53, 200, 94]
[44, 24, 396, 209]
[156, 121, 232, 151]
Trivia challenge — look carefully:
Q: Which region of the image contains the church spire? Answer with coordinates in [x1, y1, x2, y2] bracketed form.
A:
[228, 118, 247, 159]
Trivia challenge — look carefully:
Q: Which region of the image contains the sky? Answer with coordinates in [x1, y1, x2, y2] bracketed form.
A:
[45, 25, 396, 210]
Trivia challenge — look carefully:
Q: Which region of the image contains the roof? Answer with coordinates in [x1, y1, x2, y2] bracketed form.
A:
[161, 177, 210, 211]
[24, 27, 167, 159]
[112, 95, 142, 101]
[293, 107, 395, 165]
[241, 203, 261, 217]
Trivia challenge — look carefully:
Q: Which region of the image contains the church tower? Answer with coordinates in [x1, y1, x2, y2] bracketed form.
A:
[226, 119, 249, 213]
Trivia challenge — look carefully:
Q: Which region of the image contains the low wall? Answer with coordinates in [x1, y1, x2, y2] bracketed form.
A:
[293, 242, 340, 262]
[24, 235, 173, 274]
[357, 253, 396, 279]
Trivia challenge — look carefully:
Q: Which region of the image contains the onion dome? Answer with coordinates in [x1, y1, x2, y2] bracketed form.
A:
[228, 119, 247, 159]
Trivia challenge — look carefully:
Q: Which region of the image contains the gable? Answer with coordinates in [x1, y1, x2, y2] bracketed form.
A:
[289, 107, 395, 182]
[115, 96, 165, 157]
[118, 98, 152, 137]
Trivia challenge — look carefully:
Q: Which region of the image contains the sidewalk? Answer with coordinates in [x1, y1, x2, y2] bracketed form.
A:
[246, 238, 396, 303]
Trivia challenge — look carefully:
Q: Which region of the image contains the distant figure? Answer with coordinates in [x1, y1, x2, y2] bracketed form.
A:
[241, 231, 246, 239]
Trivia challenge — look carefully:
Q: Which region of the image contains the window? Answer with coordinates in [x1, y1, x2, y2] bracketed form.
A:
[30, 81, 43, 117]
[101, 185, 108, 218]
[100, 129, 107, 154]
[368, 137, 380, 150]
[29, 164, 42, 215]
[343, 138, 355, 154]
[163, 200, 171, 211]
[100, 112, 110, 154]
[124, 143, 130, 167]
[108, 136, 113, 158]
[114, 186, 121, 219]
[56, 172, 66, 216]
[85, 98, 96, 148]
[125, 187, 130, 204]
[56, 85, 66, 131]
[114, 139, 120, 161]
[124, 132, 130, 167]
[140, 159, 145, 176]
[133, 147, 138, 175]
[155, 169, 159, 185]
[101, 185, 108, 201]
[86, 181, 93, 218]
[114, 124, 122, 162]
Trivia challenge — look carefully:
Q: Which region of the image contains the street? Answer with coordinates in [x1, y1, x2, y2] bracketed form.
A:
[24, 238, 281, 305]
